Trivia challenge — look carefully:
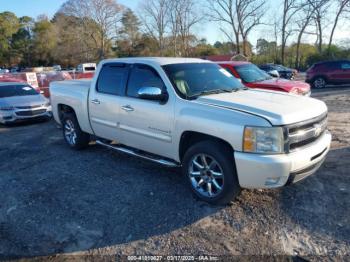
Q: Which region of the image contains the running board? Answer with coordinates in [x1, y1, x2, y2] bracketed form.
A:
[96, 140, 180, 167]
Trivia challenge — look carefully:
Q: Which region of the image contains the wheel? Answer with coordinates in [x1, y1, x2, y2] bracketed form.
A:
[182, 141, 241, 205]
[62, 113, 90, 150]
[312, 77, 327, 89]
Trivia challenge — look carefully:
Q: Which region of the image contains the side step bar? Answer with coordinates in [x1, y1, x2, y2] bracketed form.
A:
[96, 140, 180, 167]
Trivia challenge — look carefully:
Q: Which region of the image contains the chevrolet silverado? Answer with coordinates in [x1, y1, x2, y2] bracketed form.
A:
[50, 57, 331, 205]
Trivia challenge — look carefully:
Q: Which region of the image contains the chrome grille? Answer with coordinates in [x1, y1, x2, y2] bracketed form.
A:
[287, 114, 327, 151]
[15, 109, 46, 116]
[15, 105, 42, 109]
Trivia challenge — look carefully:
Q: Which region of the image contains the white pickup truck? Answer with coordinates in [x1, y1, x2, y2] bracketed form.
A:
[50, 57, 331, 205]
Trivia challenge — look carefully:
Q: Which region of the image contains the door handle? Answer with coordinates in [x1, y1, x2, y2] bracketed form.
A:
[91, 99, 100, 104]
[121, 105, 134, 112]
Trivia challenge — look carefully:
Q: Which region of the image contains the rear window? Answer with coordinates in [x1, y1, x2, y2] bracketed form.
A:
[96, 64, 128, 95]
[84, 67, 96, 72]
[0, 85, 38, 98]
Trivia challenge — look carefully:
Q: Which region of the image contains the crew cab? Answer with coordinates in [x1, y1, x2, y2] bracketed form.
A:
[218, 61, 310, 96]
[50, 58, 331, 205]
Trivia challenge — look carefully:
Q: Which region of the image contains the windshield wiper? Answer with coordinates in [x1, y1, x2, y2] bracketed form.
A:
[190, 88, 238, 98]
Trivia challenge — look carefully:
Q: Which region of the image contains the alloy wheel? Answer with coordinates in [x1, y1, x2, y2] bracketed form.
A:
[64, 119, 77, 145]
[188, 154, 224, 198]
[314, 78, 326, 89]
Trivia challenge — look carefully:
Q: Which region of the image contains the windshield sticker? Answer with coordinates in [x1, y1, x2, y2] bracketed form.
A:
[219, 68, 233, 78]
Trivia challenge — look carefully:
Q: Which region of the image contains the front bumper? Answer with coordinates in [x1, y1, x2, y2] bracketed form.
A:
[234, 130, 331, 188]
[0, 106, 52, 124]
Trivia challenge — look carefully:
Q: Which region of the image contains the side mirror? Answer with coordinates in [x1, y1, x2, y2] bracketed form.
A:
[268, 70, 280, 78]
[137, 87, 168, 102]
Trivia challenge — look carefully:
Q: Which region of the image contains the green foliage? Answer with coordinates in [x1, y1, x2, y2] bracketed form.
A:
[0, 8, 349, 70]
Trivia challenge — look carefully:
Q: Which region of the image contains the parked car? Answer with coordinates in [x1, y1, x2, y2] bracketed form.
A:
[50, 57, 331, 205]
[53, 65, 62, 71]
[0, 82, 52, 124]
[259, 64, 297, 80]
[76, 63, 96, 73]
[218, 61, 310, 96]
[306, 60, 350, 89]
[0, 68, 10, 74]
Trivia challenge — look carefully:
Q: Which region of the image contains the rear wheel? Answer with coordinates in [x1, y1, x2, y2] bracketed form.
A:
[62, 113, 90, 150]
[312, 77, 327, 89]
[182, 141, 241, 205]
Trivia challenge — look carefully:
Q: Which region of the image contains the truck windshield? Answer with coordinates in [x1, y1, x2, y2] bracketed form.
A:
[0, 85, 38, 98]
[162, 63, 244, 98]
[235, 64, 272, 83]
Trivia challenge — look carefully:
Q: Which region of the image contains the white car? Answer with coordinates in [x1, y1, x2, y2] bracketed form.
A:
[0, 82, 52, 124]
[50, 57, 331, 205]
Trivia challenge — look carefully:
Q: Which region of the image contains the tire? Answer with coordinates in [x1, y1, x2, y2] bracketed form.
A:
[182, 140, 241, 205]
[312, 77, 327, 89]
[62, 113, 90, 150]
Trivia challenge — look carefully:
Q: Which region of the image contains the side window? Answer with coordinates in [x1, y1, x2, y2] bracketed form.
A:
[97, 64, 128, 95]
[327, 62, 339, 70]
[127, 65, 165, 98]
[341, 62, 350, 70]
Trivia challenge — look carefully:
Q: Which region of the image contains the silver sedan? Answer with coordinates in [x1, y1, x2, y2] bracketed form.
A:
[0, 82, 52, 124]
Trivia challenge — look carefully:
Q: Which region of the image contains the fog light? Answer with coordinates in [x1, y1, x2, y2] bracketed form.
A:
[265, 177, 281, 186]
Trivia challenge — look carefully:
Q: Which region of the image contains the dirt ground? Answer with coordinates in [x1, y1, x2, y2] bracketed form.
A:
[0, 88, 349, 260]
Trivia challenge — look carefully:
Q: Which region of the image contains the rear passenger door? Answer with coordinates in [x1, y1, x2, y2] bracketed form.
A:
[118, 63, 175, 159]
[89, 63, 129, 141]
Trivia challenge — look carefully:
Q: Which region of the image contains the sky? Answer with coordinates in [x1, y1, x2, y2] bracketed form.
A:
[0, 0, 349, 49]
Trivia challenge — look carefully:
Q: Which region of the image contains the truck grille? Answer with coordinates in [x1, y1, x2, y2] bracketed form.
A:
[287, 114, 328, 151]
[15, 109, 47, 116]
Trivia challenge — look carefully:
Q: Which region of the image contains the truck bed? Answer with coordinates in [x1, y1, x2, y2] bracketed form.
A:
[50, 79, 94, 134]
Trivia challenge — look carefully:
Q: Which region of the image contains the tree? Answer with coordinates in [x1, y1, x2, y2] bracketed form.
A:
[308, 0, 331, 53]
[206, 0, 241, 54]
[11, 16, 34, 66]
[116, 8, 142, 56]
[169, 0, 202, 56]
[0, 12, 20, 66]
[52, 13, 99, 66]
[32, 16, 57, 66]
[280, 0, 301, 64]
[59, 0, 123, 60]
[235, 0, 266, 57]
[328, 0, 350, 50]
[294, 2, 316, 69]
[139, 0, 171, 55]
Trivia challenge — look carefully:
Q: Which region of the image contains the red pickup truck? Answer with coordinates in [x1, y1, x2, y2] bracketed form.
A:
[218, 61, 311, 96]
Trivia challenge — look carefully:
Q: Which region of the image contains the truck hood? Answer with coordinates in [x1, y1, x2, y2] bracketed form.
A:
[246, 78, 310, 93]
[195, 89, 327, 125]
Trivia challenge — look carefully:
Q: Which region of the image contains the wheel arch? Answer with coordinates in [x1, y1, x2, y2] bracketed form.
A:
[179, 131, 234, 162]
[57, 104, 76, 122]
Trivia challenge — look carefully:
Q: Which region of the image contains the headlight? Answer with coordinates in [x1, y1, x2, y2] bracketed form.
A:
[290, 87, 302, 95]
[243, 126, 285, 154]
[44, 101, 51, 107]
[0, 106, 14, 111]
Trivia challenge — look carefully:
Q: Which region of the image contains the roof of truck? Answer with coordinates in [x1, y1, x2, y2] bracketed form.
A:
[102, 57, 211, 66]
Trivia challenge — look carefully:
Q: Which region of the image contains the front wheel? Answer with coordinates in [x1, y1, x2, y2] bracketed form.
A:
[62, 113, 90, 150]
[312, 77, 327, 89]
[182, 141, 241, 205]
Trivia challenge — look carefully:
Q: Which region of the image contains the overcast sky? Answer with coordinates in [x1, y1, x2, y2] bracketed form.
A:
[1, 0, 349, 49]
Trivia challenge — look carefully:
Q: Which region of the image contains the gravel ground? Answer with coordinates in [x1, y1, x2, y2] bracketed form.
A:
[0, 88, 349, 260]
